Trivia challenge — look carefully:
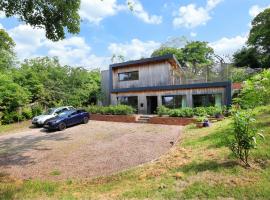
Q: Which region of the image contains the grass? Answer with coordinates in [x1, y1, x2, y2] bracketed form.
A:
[0, 106, 270, 199]
[0, 120, 31, 135]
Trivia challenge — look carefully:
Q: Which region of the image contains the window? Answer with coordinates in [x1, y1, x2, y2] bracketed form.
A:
[118, 71, 139, 81]
[162, 95, 186, 109]
[193, 94, 222, 107]
[117, 96, 138, 111]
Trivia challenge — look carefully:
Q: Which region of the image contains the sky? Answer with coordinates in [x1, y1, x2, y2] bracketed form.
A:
[0, 0, 270, 70]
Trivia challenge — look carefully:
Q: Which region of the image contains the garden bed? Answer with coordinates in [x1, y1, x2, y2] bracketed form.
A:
[90, 114, 138, 123]
[149, 116, 195, 126]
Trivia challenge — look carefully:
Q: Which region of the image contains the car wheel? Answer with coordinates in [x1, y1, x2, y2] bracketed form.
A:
[58, 123, 66, 131]
[83, 117, 89, 124]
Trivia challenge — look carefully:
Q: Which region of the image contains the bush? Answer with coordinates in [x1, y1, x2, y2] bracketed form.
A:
[157, 106, 170, 116]
[235, 69, 270, 109]
[205, 106, 222, 117]
[228, 109, 264, 166]
[168, 109, 183, 117]
[32, 104, 43, 116]
[182, 107, 194, 117]
[1, 111, 25, 124]
[22, 107, 33, 119]
[86, 105, 134, 115]
[193, 107, 207, 117]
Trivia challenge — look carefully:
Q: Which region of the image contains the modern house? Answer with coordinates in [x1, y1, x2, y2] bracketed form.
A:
[101, 54, 232, 114]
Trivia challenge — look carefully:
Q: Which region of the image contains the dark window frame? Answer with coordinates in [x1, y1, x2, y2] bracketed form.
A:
[118, 71, 139, 82]
[192, 93, 222, 107]
[117, 96, 138, 111]
[162, 95, 185, 109]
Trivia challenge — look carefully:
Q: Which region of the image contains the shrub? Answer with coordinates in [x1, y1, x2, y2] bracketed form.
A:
[169, 109, 183, 117]
[22, 107, 33, 119]
[228, 109, 264, 166]
[1, 111, 25, 124]
[235, 69, 270, 109]
[157, 106, 170, 116]
[32, 104, 43, 116]
[193, 107, 207, 117]
[182, 107, 194, 117]
[205, 106, 222, 117]
[86, 105, 134, 115]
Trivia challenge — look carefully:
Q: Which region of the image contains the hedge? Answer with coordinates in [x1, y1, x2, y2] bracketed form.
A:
[86, 105, 135, 115]
[157, 105, 224, 118]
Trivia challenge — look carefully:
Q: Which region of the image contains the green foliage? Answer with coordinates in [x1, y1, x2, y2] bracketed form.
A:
[228, 109, 263, 166]
[151, 41, 214, 70]
[31, 104, 43, 117]
[151, 47, 184, 64]
[1, 111, 25, 124]
[157, 105, 170, 117]
[248, 8, 270, 56]
[233, 47, 263, 69]
[235, 69, 270, 108]
[22, 107, 33, 119]
[193, 107, 208, 117]
[0, 1, 80, 41]
[229, 67, 253, 82]
[0, 74, 30, 111]
[234, 8, 270, 68]
[86, 105, 135, 115]
[157, 106, 222, 118]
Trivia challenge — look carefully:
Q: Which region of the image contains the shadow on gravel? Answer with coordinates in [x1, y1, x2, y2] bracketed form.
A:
[0, 131, 69, 167]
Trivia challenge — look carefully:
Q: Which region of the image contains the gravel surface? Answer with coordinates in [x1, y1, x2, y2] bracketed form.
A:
[0, 121, 182, 180]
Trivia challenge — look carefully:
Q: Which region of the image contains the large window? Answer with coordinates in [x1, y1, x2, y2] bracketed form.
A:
[117, 96, 138, 110]
[193, 94, 222, 107]
[118, 71, 139, 81]
[162, 95, 186, 109]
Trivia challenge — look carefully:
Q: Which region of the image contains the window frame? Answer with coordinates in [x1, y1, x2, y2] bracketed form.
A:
[118, 71, 139, 82]
[162, 95, 185, 109]
[192, 93, 222, 107]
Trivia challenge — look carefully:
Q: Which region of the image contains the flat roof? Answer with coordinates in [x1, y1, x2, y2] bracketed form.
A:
[110, 54, 181, 69]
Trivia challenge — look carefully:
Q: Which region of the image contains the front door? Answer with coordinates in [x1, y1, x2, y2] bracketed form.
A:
[147, 96, 158, 114]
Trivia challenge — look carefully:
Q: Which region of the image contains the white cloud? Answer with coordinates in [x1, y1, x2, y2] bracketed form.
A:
[79, 0, 126, 24]
[79, 0, 162, 25]
[249, 4, 270, 18]
[108, 39, 160, 60]
[209, 35, 247, 57]
[173, 0, 222, 28]
[127, 0, 162, 24]
[5, 24, 110, 69]
[190, 32, 197, 37]
[8, 24, 46, 59]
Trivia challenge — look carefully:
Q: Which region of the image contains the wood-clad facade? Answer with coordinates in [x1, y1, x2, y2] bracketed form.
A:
[101, 54, 231, 114]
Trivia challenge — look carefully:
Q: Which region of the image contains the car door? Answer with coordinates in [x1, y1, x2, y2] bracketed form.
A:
[66, 111, 81, 126]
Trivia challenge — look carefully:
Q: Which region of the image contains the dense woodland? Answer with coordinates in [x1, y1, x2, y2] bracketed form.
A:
[0, 29, 100, 124]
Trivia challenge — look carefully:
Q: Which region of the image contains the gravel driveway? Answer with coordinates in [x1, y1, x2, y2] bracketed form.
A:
[0, 121, 182, 180]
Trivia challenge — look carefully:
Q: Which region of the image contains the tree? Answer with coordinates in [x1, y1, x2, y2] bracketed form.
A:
[248, 8, 270, 55]
[151, 47, 184, 64]
[233, 8, 270, 68]
[0, 0, 80, 41]
[182, 41, 214, 74]
[233, 47, 262, 68]
[0, 29, 15, 71]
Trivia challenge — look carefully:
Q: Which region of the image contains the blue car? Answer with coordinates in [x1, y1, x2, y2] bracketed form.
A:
[43, 109, 90, 131]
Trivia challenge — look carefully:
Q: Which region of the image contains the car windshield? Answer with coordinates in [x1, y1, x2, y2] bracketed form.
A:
[43, 108, 57, 115]
[58, 110, 74, 117]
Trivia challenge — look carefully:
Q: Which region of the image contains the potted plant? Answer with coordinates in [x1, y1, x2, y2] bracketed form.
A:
[196, 116, 209, 128]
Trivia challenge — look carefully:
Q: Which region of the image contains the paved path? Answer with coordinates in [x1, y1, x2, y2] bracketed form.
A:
[0, 121, 182, 180]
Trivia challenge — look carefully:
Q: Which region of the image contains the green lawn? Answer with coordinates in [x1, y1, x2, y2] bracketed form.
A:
[0, 106, 270, 199]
